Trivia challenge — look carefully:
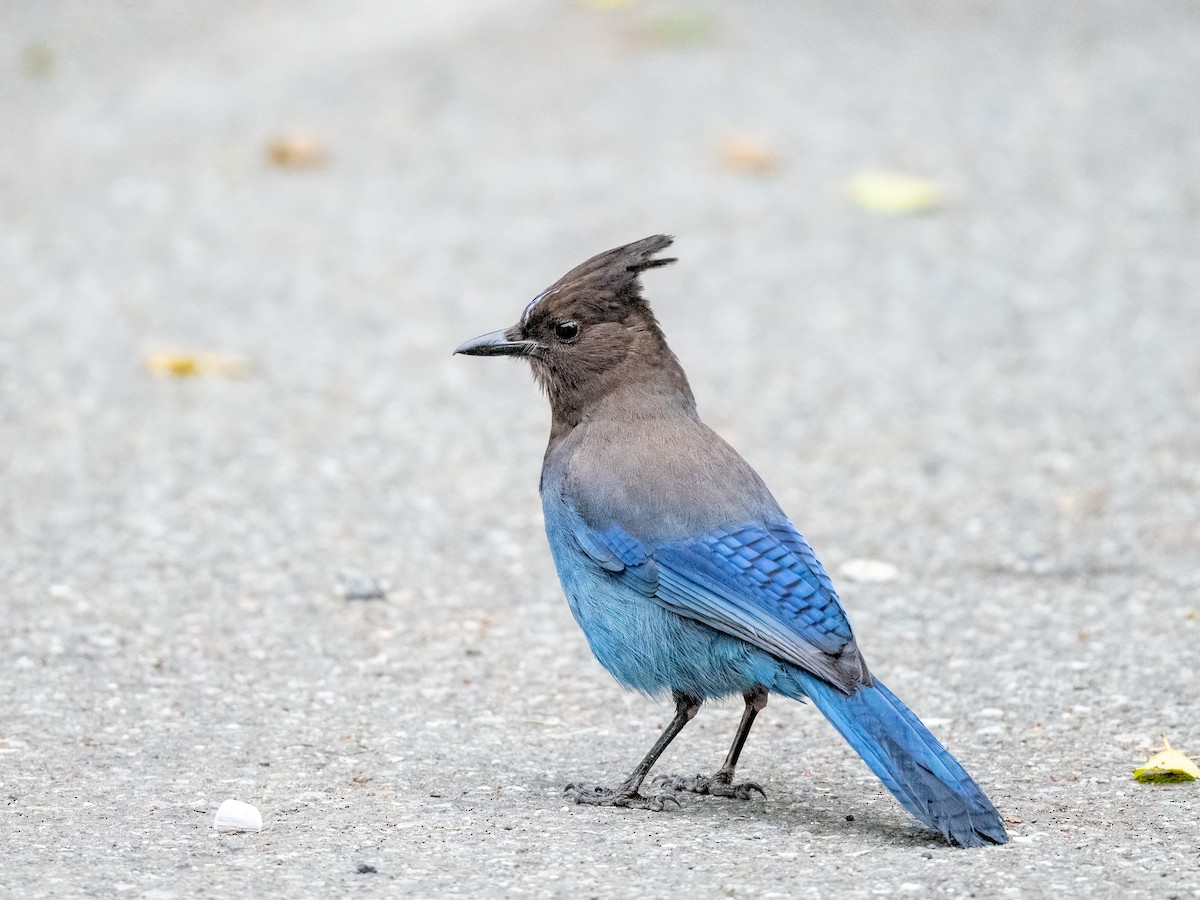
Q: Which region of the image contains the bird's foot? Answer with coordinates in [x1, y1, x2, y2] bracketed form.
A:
[564, 783, 682, 811]
[653, 772, 766, 800]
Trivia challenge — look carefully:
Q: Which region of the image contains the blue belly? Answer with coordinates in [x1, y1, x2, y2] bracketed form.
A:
[544, 504, 794, 700]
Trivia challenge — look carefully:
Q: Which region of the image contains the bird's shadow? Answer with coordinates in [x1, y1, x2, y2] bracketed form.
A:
[541, 772, 935, 849]
[688, 791, 931, 848]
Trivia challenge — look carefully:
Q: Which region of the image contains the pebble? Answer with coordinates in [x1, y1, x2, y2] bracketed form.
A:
[213, 799, 263, 833]
[838, 559, 899, 583]
[340, 576, 388, 602]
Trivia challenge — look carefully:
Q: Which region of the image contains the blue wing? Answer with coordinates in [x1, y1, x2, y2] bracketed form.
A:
[570, 520, 869, 692]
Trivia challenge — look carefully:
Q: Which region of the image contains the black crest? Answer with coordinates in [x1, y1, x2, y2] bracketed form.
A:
[546, 235, 676, 309]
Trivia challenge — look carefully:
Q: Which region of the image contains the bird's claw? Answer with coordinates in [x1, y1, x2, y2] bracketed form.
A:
[563, 783, 682, 811]
[653, 773, 766, 800]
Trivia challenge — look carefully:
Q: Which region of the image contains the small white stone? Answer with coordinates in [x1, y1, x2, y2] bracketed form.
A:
[838, 558, 899, 583]
[213, 799, 262, 832]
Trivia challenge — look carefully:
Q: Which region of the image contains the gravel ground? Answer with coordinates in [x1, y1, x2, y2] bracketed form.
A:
[3, 1, 1199, 897]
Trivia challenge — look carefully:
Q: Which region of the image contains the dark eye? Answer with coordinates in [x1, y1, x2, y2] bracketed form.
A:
[553, 321, 579, 342]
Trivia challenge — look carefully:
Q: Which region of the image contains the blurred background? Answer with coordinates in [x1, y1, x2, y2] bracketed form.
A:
[2, 0, 1198, 895]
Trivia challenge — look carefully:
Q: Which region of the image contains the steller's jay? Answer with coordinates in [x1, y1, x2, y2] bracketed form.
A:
[455, 235, 1007, 847]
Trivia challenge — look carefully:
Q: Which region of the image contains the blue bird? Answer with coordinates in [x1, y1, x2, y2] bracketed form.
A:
[455, 236, 1007, 847]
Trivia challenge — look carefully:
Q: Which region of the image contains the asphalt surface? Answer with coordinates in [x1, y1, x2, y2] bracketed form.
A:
[3, 1, 1199, 897]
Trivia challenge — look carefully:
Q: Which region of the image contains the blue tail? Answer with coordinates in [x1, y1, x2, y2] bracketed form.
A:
[790, 673, 1008, 847]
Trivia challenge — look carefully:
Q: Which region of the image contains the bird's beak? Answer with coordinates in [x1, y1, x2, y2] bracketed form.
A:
[453, 328, 539, 358]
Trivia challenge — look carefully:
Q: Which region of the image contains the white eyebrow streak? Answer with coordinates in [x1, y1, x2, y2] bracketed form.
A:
[522, 287, 558, 325]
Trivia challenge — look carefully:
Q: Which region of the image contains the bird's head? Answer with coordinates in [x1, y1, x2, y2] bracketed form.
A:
[455, 235, 686, 419]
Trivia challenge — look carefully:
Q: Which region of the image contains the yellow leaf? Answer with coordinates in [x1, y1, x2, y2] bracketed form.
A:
[266, 132, 328, 169]
[145, 352, 249, 378]
[1133, 735, 1200, 783]
[719, 135, 780, 175]
[848, 171, 942, 215]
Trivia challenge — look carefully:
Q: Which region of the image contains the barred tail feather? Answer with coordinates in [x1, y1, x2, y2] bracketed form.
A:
[795, 674, 1008, 847]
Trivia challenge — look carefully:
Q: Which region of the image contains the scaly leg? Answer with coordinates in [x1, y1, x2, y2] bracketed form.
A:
[655, 687, 768, 799]
[565, 691, 701, 811]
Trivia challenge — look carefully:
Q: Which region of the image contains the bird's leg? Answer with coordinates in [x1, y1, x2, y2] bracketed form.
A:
[565, 691, 700, 811]
[655, 687, 768, 800]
